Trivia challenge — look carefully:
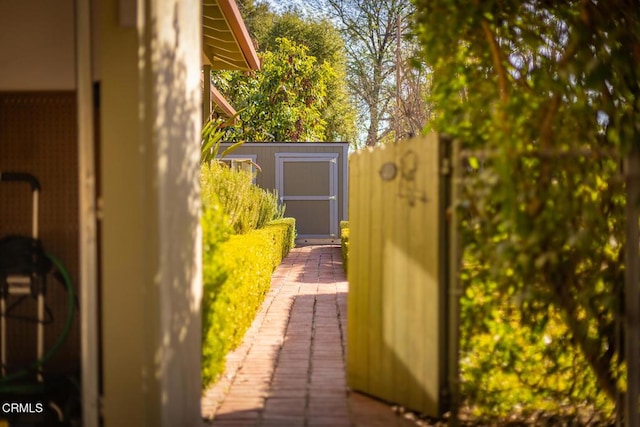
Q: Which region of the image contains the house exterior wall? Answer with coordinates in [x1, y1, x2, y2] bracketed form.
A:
[0, 0, 82, 384]
[101, 0, 202, 425]
[0, 93, 81, 374]
[2, 0, 213, 424]
[0, 1, 75, 90]
[219, 143, 349, 238]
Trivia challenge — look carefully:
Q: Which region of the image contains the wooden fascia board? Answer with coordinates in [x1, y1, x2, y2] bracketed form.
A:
[210, 85, 236, 118]
[201, 51, 212, 66]
[214, 0, 260, 71]
[200, 73, 237, 119]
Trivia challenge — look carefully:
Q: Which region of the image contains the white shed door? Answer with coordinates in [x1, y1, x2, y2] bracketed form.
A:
[275, 153, 339, 242]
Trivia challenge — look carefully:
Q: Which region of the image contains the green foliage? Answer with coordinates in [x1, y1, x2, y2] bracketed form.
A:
[261, 11, 346, 69]
[413, 0, 639, 420]
[201, 162, 284, 234]
[265, 218, 297, 261]
[213, 4, 356, 143]
[201, 194, 231, 388]
[456, 151, 624, 420]
[340, 221, 349, 273]
[213, 37, 337, 142]
[459, 255, 615, 421]
[201, 217, 296, 388]
[200, 159, 294, 388]
[258, 11, 357, 143]
[235, 0, 273, 44]
[200, 113, 244, 164]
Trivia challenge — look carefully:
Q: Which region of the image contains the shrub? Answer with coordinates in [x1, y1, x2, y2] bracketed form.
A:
[256, 190, 286, 231]
[201, 194, 232, 295]
[340, 221, 349, 273]
[458, 251, 615, 421]
[267, 218, 296, 262]
[201, 217, 296, 388]
[201, 162, 284, 234]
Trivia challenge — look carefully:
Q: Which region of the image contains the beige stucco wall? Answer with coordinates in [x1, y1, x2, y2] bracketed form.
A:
[0, 1, 75, 90]
[0, 0, 203, 423]
[0, 0, 101, 90]
[100, 0, 202, 425]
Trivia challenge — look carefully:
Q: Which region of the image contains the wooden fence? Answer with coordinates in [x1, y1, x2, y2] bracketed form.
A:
[346, 133, 454, 417]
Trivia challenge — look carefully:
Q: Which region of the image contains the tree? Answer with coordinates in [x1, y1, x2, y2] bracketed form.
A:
[259, 11, 356, 142]
[260, 10, 345, 66]
[213, 38, 334, 142]
[396, 34, 433, 140]
[413, 0, 640, 414]
[315, 0, 413, 146]
[215, 4, 356, 143]
[235, 0, 273, 44]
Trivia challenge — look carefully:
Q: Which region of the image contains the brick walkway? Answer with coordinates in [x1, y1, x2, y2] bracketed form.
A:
[202, 245, 418, 427]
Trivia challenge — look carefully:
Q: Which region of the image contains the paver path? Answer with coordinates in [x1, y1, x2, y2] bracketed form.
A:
[202, 245, 418, 427]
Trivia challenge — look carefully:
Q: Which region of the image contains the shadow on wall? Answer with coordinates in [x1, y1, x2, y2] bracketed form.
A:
[147, 3, 202, 423]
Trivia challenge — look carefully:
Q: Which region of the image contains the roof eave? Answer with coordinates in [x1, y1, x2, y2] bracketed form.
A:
[217, 0, 260, 71]
[210, 85, 237, 119]
[202, 0, 261, 71]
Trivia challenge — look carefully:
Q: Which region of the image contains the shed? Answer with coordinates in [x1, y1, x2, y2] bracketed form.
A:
[220, 142, 349, 244]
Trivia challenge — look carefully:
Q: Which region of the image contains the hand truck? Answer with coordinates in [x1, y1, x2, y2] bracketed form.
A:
[0, 172, 50, 382]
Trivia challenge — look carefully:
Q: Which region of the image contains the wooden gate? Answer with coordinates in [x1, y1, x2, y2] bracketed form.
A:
[347, 133, 455, 417]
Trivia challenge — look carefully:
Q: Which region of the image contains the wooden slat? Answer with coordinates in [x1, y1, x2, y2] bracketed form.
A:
[202, 27, 237, 43]
[392, 141, 410, 405]
[379, 144, 396, 400]
[346, 150, 363, 388]
[357, 148, 372, 390]
[367, 145, 384, 394]
[424, 134, 442, 414]
[407, 138, 425, 411]
[202, 5, 225, 21]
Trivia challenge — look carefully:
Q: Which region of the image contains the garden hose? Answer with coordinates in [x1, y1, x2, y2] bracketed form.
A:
[0, 253, 76, 393]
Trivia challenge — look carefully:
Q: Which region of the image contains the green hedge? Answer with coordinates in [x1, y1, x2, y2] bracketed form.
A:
[201, 162, 285, 234]
[201, 217, 296, 388]
[340, 221, 349, 273]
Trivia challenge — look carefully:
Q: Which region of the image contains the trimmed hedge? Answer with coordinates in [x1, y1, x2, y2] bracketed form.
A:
[201, 162, 285, 234]
[340, 221, 349, 273]
[201, 217, 296, 388]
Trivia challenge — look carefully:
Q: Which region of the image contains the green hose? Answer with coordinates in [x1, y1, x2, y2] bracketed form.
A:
[0, 253, 76, 392]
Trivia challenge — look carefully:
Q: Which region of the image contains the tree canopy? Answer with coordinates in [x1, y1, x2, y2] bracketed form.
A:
[213, 38, 333, 142]
[413, 0, 640, 417]
[213, 4, 355, 143]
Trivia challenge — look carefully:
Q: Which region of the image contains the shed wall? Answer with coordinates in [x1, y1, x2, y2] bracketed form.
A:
[219, 143, 349, 239]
